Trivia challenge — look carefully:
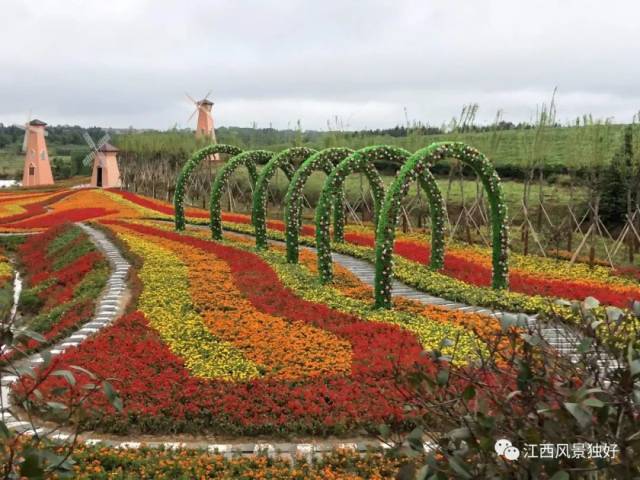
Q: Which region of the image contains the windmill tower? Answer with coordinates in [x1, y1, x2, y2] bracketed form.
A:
[82, 132, 121, 188]
[19, 118, 54, 187]
[186, 92, 217, 142]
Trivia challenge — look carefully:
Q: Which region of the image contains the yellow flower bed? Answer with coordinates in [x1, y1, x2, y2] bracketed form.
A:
[0, 252, 12, 280]
[116, 229, 259, 380]
[102, 190, 163, 218]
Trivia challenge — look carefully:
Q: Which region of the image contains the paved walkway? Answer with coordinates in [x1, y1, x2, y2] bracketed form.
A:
[331, 248, 623, 377]
[330, 249, 619, 374]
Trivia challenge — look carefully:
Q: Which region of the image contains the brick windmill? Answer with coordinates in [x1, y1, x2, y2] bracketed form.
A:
[186, 91, 217, 142]
[16, 114, 54, 187]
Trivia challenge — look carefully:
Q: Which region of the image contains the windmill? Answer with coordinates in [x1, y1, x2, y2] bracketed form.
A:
[82, 131, 121, 188]
[13, 111, 48, 154]
[186, 91, 217, 142]
[81, 132, 111, 168]
[14, 113, 54, 187]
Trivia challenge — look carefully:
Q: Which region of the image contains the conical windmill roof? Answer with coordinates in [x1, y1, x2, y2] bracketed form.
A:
[29, 119, 47, 126]
[98, 142, 119, 153]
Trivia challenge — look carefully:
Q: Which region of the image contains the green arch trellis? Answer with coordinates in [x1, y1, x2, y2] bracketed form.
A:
[374, 141, 509, 308]
[173, 144, 243, 231]
[284, 147, 353, 263]
[210, 150, 273, 240]
[252, 147, 317, 250]
[315, 145, 414, 283]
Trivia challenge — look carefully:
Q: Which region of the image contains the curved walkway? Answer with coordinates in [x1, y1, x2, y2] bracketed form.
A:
[328, 252, 618, 373]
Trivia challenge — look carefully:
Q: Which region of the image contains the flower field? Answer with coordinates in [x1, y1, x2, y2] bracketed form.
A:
[0, 190, 75, 228]
[22, 219, 452, 435]
[2, 186, 638, 439]
[25, 185, 635, 308]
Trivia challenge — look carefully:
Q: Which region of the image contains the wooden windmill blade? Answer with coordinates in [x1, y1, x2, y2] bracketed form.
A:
[185, 93, 201, 122]
[82, 131, 97, 150]
[82, 150, 96, 167]
[187, 107, 199, 123]
[82, 131, 99, 167]
[185, 92, 198, 105]
[96, 133, 111, 149]
[15, 111, 32, 153]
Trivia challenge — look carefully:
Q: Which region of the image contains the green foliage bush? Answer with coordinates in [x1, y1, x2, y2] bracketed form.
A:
[19, 289, 44, 316]
[51, 157, 73, 180]
[599, 125, 638, 228]
[391, 300, 640, 479]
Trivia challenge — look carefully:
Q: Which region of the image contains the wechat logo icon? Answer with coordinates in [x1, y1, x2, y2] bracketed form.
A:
[495, 439, 520, 461]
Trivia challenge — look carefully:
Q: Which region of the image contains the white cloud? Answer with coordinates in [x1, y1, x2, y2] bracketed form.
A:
[0, 0, 638, 129]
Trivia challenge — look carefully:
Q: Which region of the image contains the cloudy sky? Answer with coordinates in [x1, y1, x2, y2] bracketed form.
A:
[0, 0, 638, 130]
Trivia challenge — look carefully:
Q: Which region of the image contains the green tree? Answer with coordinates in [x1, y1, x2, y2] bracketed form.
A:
[71, 150, 91, 176]
[51, 157, 72, 180]
[600, 125, 634, 228]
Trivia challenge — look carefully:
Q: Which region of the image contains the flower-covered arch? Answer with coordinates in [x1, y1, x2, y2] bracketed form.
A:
[315, 145, 413, 283]
[284, 147, 353, 263]
[174, 144, 243, 231]
[210, 150, 273, 240]
[374, 142, 509, 308]
[252, 147, 316, 250]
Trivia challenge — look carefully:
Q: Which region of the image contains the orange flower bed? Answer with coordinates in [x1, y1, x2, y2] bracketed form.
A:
[47, 189, 143, 220]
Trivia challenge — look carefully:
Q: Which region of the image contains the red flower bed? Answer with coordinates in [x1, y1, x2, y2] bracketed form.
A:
[24, 299, 95, 350]
[108, 189, 209, 218]
[37, 251, 104, 308]
[108, 190, 318, 235]
[31, 310, 404, 433]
